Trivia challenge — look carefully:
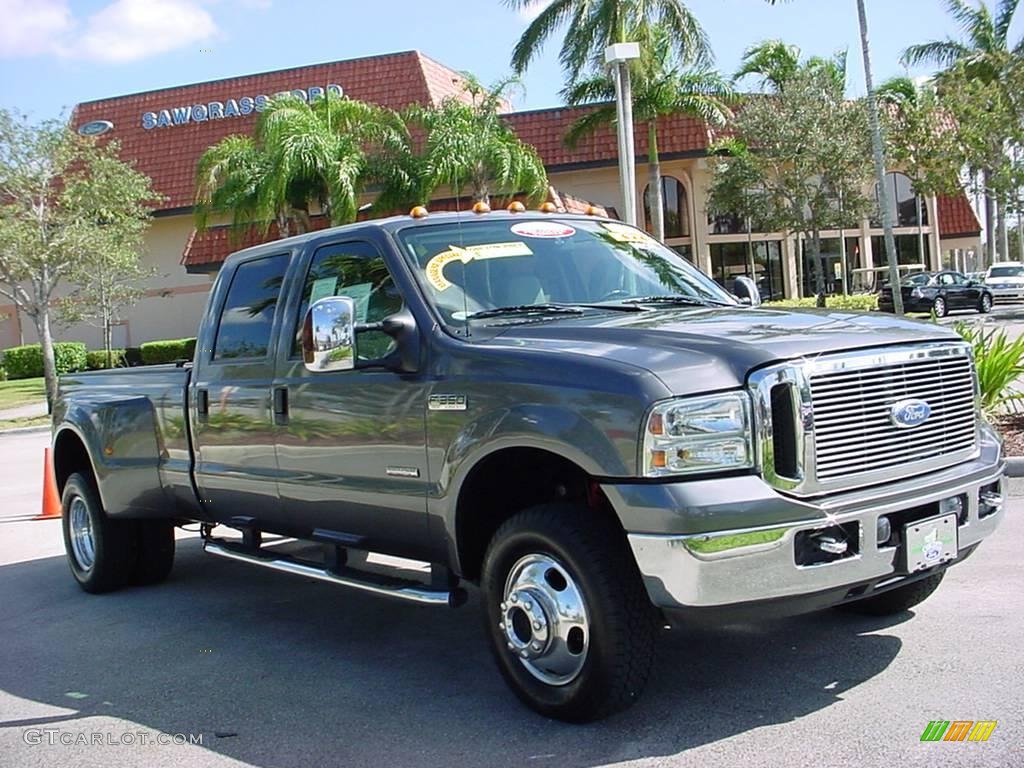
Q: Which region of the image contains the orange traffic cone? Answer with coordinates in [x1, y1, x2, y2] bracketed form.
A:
[36, 447, 62, 520]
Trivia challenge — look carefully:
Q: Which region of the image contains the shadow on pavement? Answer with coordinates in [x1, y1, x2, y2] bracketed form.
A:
[0, 537, 904, 767]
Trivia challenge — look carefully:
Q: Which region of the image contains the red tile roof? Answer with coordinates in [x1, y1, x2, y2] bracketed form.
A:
[504, 105, 711, 169]
[71, 51, 471, 211]
[937, 192, 981, 238]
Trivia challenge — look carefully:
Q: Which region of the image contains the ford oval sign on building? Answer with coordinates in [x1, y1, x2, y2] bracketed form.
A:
[889, 398, 932, 429]
[78, 120, 114, 137]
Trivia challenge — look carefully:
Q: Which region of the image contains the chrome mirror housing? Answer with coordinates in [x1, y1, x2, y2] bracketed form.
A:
[733, 276, 762, 307]
[302, 297, 356, 372]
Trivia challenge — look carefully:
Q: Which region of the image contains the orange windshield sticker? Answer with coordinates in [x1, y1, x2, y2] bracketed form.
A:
[425, 242, 533, 291]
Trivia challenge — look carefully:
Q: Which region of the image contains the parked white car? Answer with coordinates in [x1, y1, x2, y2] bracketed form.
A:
[984, 262, 1024, 301]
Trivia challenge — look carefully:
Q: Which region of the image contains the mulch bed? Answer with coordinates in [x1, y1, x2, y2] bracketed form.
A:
[992, 413, 1024, 457]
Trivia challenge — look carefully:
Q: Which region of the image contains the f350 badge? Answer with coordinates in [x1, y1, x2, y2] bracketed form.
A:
[429, 394, 468, 411]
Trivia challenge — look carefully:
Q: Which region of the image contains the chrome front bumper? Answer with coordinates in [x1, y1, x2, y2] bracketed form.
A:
[613, 424, 1005, 611]
[987, 286, 1024, 300]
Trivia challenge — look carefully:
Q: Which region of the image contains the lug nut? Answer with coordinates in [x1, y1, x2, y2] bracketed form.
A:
[520, 650, 529, 659]
[533, 621, 542, 630]
[510, 595, 518, 603]
[532, 642, 542, 651]
[524, 601, 532, 610]
[500, 602, 507, 611]
[498, 622, 505, 630]
[507, 642, 514, 650]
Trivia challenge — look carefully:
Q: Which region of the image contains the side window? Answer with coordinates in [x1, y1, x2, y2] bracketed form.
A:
[951, 273, 968, 286]
[213, 254, 289, 361]
[292, 241, 404, 361]
[938, 273, 955, 287]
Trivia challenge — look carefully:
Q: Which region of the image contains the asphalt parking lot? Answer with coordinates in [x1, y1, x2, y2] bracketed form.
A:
[0, 428, 1021, 768]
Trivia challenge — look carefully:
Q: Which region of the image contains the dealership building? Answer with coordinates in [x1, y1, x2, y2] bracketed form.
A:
[0, 50, 983, 350]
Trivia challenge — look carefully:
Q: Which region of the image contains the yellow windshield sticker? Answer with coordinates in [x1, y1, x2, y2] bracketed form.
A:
[601, 221, 657, 245]
[425, 242, 533, 291]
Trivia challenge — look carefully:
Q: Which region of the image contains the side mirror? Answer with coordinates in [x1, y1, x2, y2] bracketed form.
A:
[302, 297, 355, 372]
[733, 275, 762, 307]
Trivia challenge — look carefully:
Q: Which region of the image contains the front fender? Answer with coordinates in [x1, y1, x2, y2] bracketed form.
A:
[55, 396, 173, 518]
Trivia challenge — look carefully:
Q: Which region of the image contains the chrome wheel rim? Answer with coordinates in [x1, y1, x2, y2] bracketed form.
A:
[935, 298, 945, 314]
[983, 296, 991, 311]
[499, 553, 590, 686]
[69, 496, 95, 571]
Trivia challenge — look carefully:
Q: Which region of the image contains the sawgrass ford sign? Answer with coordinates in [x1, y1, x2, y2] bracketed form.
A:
[141, 83, 343, 130]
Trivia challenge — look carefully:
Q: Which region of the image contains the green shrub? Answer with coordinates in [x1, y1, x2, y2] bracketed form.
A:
[3, 342, 87, 379]
[86, 349, 127, 370]
[139, 337, 197, 365]
[953, 322, 1024, 415]
[765, 294, 878, 311]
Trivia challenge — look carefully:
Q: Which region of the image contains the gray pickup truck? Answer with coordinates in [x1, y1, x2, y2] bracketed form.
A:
[52, 210, 1005, 722]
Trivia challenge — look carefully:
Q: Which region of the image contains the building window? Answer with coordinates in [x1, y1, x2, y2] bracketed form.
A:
[643, 176, 689, 238]
[752, 241, 785, 301]
[874, 172, 928, 228]
[871, 234, 930, 267]
[801, 237, 860, 297]
[671, 244, 693, 262]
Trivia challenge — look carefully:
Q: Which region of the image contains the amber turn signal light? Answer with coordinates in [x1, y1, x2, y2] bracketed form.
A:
[472, 201, 491, 214]
[409, 206, 429, 218]
[507, 201, 526, 213]
[539, 202, 557, 213]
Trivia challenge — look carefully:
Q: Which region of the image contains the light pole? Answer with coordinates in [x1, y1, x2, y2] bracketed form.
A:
[605, 42, 641, 226]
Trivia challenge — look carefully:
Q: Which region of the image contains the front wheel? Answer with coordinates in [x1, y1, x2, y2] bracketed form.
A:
[838, 572, 945, 616]
[480, 504, 656, 722]
[932, 296, 948, 317]
[978, 293, 993, 313]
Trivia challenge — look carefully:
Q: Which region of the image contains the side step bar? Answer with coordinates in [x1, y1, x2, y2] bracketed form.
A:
[203, 538, 466, 607]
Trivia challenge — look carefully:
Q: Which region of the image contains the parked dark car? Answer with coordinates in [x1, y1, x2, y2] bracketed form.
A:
[879, 270, 992, 316]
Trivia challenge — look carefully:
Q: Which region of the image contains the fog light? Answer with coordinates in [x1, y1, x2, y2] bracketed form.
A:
[939, 495, 964, 520]
[876, 515, 892, 546]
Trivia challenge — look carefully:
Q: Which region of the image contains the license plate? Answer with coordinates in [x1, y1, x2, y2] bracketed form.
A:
[902, 513, 958, 573]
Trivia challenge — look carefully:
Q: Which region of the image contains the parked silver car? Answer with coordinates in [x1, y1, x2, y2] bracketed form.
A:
[984, 262, 1024, 301]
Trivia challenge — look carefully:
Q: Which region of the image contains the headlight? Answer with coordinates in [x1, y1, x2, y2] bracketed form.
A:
[642, 393, 753, 477]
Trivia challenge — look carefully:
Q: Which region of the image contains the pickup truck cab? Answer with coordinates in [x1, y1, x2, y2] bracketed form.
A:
[52, 210, 1005, 722]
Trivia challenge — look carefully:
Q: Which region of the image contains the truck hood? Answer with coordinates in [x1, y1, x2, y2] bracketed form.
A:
[485, 306, 960, 394]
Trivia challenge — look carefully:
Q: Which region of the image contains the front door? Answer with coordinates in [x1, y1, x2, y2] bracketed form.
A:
[272, 237, 430, 556]
[192, 252, 291, 526]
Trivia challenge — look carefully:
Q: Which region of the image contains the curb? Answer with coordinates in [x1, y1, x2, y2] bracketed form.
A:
[0, 425, 51, 437]
[1005, 457, 1024, 477]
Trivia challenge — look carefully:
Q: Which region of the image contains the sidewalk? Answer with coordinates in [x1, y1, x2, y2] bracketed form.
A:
[0, 401, 48, 420]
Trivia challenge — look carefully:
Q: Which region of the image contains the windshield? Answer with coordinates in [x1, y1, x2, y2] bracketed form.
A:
[395, 218, 736, 325]
[988, 266, 1024, 278]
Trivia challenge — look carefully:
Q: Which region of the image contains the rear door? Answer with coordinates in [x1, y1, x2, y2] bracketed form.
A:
[191, 252, 292, 525]
[270, 235, 430, 555]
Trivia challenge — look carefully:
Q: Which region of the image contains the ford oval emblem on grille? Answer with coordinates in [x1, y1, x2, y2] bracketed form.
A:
[890, 398, 931, 429]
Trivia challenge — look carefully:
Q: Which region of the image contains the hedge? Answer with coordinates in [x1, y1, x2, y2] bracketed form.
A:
[139, 337, 197, 365]
[765, 294, 878, 311]
[2, 342, 88, 379]
[86, 349, 128, 370]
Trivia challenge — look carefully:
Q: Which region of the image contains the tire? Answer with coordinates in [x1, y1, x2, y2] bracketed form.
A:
[130, 520, 175, 585]
[480, 504, 656, 722]
[932, 296, 948, 318]
[838, 572, 945, 617]
[978, 293, 992, 313]
[61, 472, 135, 594]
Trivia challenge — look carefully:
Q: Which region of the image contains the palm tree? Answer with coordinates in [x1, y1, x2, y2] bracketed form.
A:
[400, 77, 548, 205]
[195, 92, 407, 237]
[734, 39, 847, 92]
[505, 0, 710, 82]
[902, 0, 1023, 262]
[564, 26, 733, 241]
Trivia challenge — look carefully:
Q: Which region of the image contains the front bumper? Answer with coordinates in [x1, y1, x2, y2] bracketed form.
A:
[986, 285, 1024, 301]
[606, 424, 1005, 616]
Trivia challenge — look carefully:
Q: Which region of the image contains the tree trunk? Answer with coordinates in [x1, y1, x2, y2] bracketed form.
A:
[983, 171, 996, 265]
[36, 308, 58, 414]
[997, 199, 1009, 261]
[648, 122, 665, 242]
[857, 0, 903, 314]
[103, 308, 113, 369]
[810, 230, 826, 303]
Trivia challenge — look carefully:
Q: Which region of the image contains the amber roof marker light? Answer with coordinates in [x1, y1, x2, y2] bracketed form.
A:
[409, 206, 429, 218]
[507, 201, 526, 213]
[472, 201, 491, 214]
[539, 202, 558, 213]
[586, 205, 607, 217]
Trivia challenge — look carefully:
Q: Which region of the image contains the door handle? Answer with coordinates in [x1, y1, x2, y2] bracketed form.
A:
[196, 388, 209, 419]
[273, 386, 289, 424]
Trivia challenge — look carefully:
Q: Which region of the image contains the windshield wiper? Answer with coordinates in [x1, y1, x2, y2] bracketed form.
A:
[621, 295, 735, 308]
[466, 303, 587, 320]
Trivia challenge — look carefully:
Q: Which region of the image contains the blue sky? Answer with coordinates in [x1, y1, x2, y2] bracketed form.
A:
[1, 0, 1021, 119]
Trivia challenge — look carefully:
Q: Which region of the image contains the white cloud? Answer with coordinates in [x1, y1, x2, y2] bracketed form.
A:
[0, 0, 245, 62]
[517, 0, 553, 22]
[0, 0, 73, 57]
[66, 0, 217, 62]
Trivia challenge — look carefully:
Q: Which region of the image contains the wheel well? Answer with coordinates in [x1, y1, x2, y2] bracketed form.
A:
[53, 430, 94, 495]
[454, 447, 616, 582]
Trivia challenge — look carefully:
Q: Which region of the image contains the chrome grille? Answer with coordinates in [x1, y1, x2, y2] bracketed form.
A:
[749, 343, 980, 496]
[809, 353, 977, 480]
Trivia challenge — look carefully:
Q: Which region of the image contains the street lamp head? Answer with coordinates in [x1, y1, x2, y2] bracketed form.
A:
[604, 42, 640, 65]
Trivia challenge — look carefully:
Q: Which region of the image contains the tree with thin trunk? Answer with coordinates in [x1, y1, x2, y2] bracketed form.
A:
[0, 109, 159, 406]
[399, 76, 548, 206]
[734, 39, 847, 93]
[195, 92, 408, 238]
[505, 0, 710, 82]
[902, 0, 1024, 263]
[563, 24, 733, 242]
